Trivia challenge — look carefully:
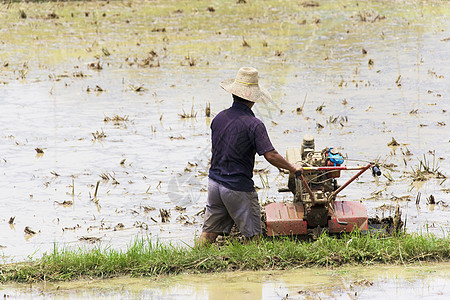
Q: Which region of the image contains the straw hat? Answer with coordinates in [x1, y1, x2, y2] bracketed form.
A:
[220, 67, 272, 103]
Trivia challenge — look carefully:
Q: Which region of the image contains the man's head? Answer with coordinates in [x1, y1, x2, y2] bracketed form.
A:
[220, 67, 272, 104]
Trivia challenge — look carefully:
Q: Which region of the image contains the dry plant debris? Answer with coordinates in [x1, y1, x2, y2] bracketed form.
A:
[92, 130, 106, 140]
[24, 226, 36, 235]
[387, 137, 400, 146]
[160, 208, 170, 222]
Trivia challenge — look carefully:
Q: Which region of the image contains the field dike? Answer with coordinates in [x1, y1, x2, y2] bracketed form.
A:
[1, 232, 449, 283]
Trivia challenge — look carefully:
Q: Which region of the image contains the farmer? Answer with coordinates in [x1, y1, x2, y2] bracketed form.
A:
[198, 67, 302, 245]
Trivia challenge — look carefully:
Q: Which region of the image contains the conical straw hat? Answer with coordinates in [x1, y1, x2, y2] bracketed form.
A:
[220, 67, 272, 103]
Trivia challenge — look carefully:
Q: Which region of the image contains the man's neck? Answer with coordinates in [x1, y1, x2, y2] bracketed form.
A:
[234, 100, 254, 109]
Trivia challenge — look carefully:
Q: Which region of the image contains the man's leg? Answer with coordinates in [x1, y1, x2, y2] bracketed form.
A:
[220, 187, 262, 239]
[198, 179, 234, 246]
[197, 231, 219, 246]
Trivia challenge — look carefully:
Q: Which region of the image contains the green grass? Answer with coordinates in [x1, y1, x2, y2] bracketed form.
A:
[1, 232, 449, 283]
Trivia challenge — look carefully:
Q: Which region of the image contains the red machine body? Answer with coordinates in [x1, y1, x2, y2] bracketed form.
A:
[265, 201, 368, 236]
[265, 203, 308, 236]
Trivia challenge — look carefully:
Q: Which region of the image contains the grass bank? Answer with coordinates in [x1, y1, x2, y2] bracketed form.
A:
[1, 232, 449, 283]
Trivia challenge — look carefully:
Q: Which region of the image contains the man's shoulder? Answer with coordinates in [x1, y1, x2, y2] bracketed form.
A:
[211, 108, 228, 124]
[246, 114, 264, 128]
[252, 116, 264, 124]
[214, 106, 233, 118]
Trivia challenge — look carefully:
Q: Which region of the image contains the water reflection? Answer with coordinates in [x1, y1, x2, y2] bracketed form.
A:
[2, 263, 449, 299]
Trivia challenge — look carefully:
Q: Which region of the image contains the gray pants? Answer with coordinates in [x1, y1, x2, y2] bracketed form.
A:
[202, 179, 262, 238]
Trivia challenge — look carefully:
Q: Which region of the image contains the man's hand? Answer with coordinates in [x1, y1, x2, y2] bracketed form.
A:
[292, 164, 303, 175]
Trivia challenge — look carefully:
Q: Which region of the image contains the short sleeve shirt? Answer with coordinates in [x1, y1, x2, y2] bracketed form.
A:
[208, 102, 275, 192]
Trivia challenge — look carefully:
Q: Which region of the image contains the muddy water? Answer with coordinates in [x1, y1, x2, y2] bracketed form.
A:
[2, 263, 450, 299]
[0, 0, 449, 265]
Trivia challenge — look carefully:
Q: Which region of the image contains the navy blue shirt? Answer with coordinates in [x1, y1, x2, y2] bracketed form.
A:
[209, 102, 275, 192]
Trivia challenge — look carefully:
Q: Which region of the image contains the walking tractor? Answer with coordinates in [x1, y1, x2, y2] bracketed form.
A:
[265, 135, 382, 236]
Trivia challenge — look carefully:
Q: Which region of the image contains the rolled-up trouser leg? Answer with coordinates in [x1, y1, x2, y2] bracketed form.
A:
[202, 179, 234, 235]
[202, 179, 262, 238]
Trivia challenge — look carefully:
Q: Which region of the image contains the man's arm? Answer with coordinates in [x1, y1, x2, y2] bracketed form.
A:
[263, 150, 302, 173]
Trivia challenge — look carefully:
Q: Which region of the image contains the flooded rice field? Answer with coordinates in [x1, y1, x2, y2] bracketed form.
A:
[0, 0, 448, 269]
[3, 263, 450, 299]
